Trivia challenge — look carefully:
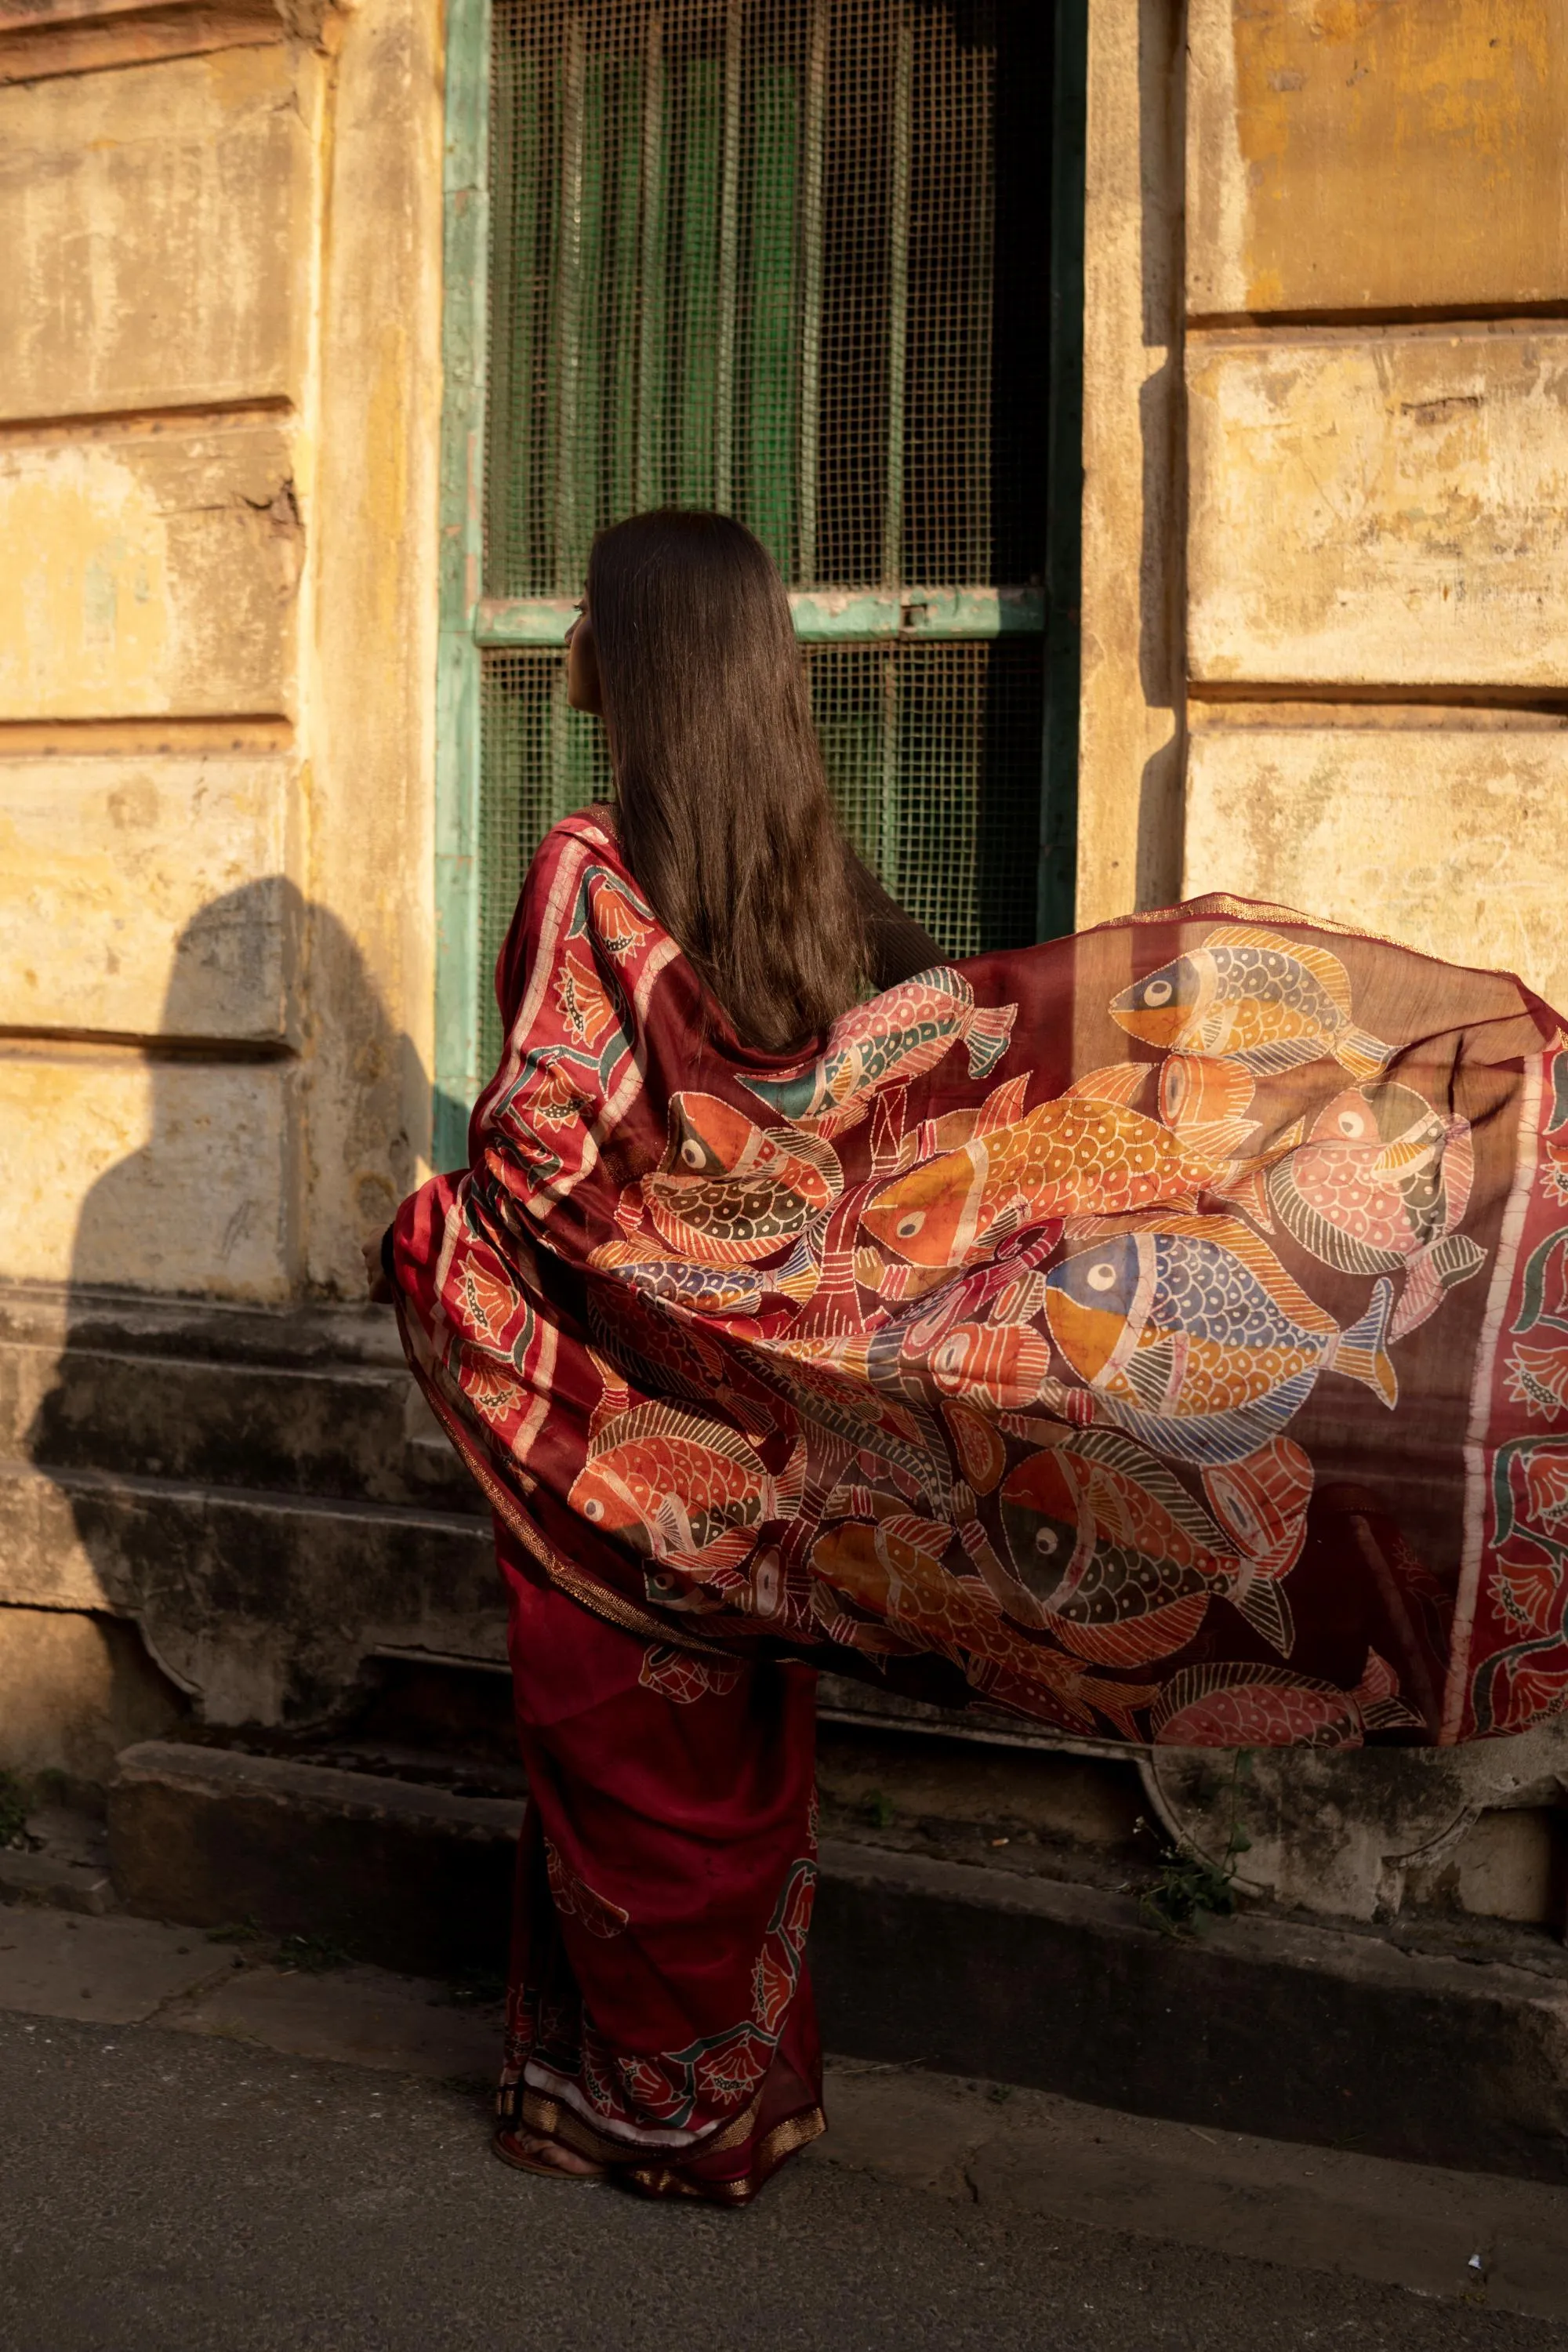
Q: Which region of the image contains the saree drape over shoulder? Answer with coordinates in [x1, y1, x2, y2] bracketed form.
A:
[394, 810, 1568, 2194]
[397, 809, 1568, 1751]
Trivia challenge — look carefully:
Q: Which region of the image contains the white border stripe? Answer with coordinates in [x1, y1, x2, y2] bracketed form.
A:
[1443, 1053, 1544, 1743]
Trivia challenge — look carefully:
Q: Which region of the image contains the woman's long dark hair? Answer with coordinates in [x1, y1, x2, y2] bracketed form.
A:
[586, 509, 869, 1052]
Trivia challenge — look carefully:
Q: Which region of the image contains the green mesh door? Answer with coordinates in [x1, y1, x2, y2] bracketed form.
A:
[438, 0, 1081, 1131]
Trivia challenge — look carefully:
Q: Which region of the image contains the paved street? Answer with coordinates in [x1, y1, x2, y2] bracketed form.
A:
[2, 1911, 1568, 2352]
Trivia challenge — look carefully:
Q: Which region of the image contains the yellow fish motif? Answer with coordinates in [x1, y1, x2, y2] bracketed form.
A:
[1043, 1214, 1397, 1465]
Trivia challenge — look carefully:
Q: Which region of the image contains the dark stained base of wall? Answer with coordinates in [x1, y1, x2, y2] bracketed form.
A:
[103, 1739, 1568, 2186]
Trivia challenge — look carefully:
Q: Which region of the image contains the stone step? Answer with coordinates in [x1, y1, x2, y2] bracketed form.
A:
[109, 1740, 522, 1980]
[105, 1737, 1568, 2183]
[0, 1283, 483, 1516]
[2, 1457, 502, 1726]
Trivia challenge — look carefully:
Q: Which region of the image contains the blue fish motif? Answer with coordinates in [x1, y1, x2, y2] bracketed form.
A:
[612, 1260, 766, 1315]
[1109, 924, 1391, 1080]
[1042, 1217, 1396, 1465]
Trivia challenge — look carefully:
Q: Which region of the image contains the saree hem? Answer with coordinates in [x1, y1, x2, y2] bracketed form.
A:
[502, 2082, 826, 2205]
[622, 2104, 828, 2205]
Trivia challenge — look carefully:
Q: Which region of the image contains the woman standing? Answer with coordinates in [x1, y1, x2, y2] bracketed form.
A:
[377, 509, 1568, 2201]
[376, 510, 941, 2199]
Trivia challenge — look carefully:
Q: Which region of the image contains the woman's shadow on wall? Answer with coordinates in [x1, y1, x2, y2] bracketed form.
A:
[24, 878, 437, 1736]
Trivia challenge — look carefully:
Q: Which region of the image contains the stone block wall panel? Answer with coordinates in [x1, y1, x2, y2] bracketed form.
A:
[1187, 0, 1568, 319]
[0, 423, 301, 721]
[0, 45, 312, 419]
[0, 1606, 188, 1788]
[0, 1053, 296, 1296]
[1183, 721, 1568, 1013]
[1188, 328, 1568, 689]
[0, 754, 292, 1039]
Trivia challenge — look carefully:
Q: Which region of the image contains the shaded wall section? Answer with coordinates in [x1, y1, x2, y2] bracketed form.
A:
[0, 0, 443, 1302]
[0, 0, 447, 1774]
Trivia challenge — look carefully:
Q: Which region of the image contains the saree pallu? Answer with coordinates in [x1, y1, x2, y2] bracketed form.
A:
[394, 810, 1568, 1751]
[391, 809, 1568, 2191]
[495, 1528, 822, 2201]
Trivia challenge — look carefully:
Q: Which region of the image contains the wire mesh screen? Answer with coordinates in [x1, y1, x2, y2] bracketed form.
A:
[486, 0, 1051, 593]
[480, 639, 1044, 1069]
[808, 639, 1044, 959]
[479, 0, 1054, 1068]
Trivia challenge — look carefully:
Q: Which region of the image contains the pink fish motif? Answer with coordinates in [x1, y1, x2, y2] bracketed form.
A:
[743, 967, 1017, 1136]
[1239, 1082, 1486, 1340]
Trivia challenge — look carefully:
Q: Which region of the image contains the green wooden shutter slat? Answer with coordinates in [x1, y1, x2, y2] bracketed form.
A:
[635, 9, 669, 512]
[746, 53, 799, 576]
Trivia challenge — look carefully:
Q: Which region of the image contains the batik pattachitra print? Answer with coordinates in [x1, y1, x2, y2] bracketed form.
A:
[394, 812, 1568, 1748]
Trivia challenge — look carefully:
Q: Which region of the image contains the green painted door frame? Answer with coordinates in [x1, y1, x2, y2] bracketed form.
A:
[434, 0, 493, 1166]
[432, 0, 1085, 1168]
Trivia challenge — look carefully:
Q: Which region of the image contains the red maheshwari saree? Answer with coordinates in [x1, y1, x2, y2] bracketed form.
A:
[395, 808, 1568, 1754]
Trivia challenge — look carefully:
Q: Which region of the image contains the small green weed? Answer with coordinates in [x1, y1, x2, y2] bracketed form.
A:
[865, 1790, 896, 1831]
[0, 1772, 29, 1850]
[206, 1916, 262, 1945]
[278, 1931, 351, 1973]
[1134, 1750, 1254, 1938]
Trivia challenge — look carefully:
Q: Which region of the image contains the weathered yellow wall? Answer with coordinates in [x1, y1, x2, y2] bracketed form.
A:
[1187, 0, 1568, 318]
[0, 0, 443, 1304]
[1076, 0, 1568, 1011]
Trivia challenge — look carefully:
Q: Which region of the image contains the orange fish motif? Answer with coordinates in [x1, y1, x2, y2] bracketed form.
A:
[569, 1401, 804, 1583]
[998, 1427, 1312, 1664]
[622, 1094, 841, 1266]
[1109, 924, 1392, 1081]
[809, 1515, 1153, 1736]
[858, 1067, 1239, 1273]
[1043, 1216, 1397, 1465]
[1245, 1082, 1485, 1341]
[742, 967, 1017, 1135]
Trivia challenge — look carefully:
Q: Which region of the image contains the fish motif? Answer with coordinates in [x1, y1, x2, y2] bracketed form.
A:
[810, 1515, 1154, 1737]
[588, 1242, 768, 1316]
[1149, 1652, 1423, 1746]
[569, 1400, 804, 1584]
[927, 1321, 1053, 1413]
[858, 1066, 1242, 1274]
[622, 1094, 842, 1266]
[1043, 1217, 1397, 1465]
[1109, 924, 1392, 1081]
[742, 967, 1017, 1135]
[998, 1427, 1311, 1664]
[1250, 1083, 1486, 1340]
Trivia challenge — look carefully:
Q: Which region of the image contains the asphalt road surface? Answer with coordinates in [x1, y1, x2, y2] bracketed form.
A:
[2, 2012, 1564, 2352]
